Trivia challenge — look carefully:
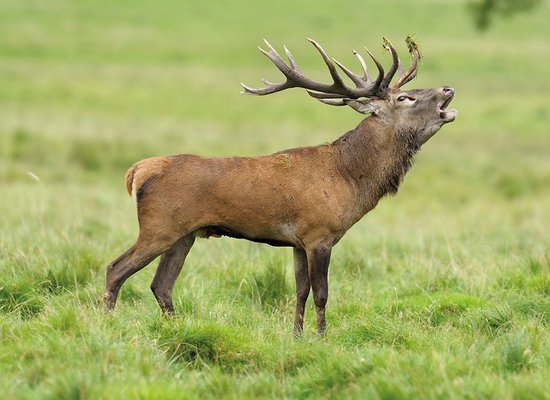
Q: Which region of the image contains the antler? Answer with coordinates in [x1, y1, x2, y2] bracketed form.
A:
[242, 37, 422, 105]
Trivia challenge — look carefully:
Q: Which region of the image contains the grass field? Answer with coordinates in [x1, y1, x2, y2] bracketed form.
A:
[1, 0, 549, 398]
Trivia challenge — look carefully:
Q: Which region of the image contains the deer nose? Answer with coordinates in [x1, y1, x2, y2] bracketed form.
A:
[442, 87, 455, 95]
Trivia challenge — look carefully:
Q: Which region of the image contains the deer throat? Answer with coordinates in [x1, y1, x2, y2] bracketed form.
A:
[333, 121, 418, 211]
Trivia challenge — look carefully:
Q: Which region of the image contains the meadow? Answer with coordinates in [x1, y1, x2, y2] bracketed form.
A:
[0, 0, 549, 398]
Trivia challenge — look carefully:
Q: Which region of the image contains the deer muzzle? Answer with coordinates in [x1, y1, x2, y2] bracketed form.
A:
[438, 87, 456, 122]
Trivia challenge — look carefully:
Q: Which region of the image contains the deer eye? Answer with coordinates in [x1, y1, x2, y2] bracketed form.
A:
[397, 95, 415, 102]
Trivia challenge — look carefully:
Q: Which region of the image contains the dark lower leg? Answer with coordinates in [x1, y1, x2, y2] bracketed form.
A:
[293, 247, 310, 336]
[104, 240, 166, 311]
[308, 246, 331, 334]
[150, 234, 195, 314]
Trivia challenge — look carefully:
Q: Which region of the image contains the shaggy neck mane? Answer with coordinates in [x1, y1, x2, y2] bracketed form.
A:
[332, 116, 420, 207]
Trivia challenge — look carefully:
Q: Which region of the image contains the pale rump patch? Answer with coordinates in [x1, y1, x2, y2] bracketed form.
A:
[126, 156, 172, 206]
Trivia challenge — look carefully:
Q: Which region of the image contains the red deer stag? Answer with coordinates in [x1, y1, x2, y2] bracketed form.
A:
[104, 37, 456, 335]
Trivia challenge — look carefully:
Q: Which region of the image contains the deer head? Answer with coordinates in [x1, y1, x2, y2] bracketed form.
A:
[242, 37, 456, 147]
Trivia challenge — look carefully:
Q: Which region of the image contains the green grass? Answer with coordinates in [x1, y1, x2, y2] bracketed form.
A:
[1, 0, 550, 398]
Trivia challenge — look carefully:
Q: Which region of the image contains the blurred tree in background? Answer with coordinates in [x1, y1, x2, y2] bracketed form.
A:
[468, 0, 542, 30]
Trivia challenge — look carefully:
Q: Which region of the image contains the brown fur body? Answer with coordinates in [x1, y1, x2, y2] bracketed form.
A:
[126, 117, 415, 250]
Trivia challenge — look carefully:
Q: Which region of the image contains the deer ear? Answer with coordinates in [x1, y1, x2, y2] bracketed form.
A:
[344, 98, 382, 115]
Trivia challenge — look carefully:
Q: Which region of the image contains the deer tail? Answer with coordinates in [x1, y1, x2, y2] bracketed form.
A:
[125, 164, 138, 197]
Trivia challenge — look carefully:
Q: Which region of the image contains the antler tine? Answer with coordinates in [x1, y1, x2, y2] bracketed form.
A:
[241, 81, 293, 95]
[393, 36, 422, 89]
[306, 38, 349, 93]
[284, 45, 300, 71]
[380, 37, 400, 90]
[364, 47, 384, 89]
[352, 50, 370, 81]
[313, 97, 348, 106]
[306, 90, 349, 99]
[332, 58, 369, 88]
[397, 58, 404, 78]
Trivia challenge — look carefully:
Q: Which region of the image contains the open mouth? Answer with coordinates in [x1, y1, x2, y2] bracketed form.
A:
[438, 94, 457, 121]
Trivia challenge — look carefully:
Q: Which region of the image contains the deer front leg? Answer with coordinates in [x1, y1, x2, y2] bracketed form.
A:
[307, 246, 332, 334]
[150, 234, 195, 314]
[293, 247, 310, 337]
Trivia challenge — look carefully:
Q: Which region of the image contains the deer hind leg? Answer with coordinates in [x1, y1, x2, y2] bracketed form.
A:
[293, 247, 311, 337]
[103, 235, 174, 312]
[150, 234, 195, 314]
[307, 246, 332, 335]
